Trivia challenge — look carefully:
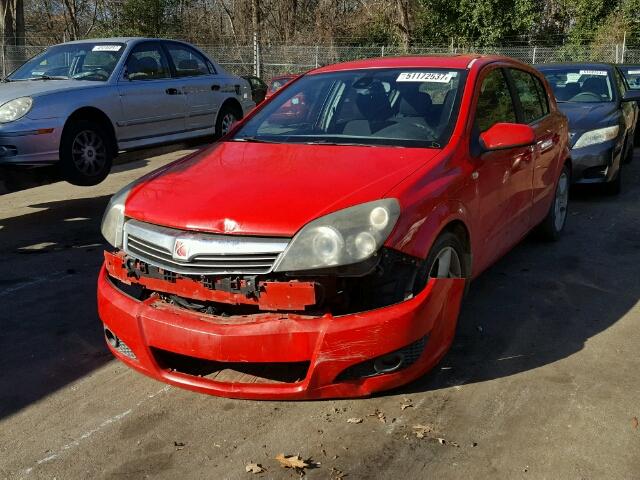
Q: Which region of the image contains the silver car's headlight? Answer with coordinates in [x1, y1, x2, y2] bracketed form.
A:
[273, 199, 400, 272]
[573, 125, 619, 149]
[101, 184, 134, 248]
[0, 97, 32, 123]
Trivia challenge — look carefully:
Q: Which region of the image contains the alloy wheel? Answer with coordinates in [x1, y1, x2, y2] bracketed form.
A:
[429, 246, 463, 278]
[554, 171, 569, 232]
[71, 130, 107, 176]
[220, 113, 237, 135]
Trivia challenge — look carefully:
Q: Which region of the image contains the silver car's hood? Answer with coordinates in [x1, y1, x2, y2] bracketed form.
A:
[0, 80, 103, 103]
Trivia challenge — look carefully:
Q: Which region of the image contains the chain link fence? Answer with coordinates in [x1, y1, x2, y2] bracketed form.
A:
[3, 43, 640, 80]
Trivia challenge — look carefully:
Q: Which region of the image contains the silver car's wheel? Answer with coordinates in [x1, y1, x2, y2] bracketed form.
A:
[220, 112, 237, 135]
[429, 246, 463, 279]
[554, 170, 569, 232]
[71, 130, 108, 177]
[60, 119, 113, 186]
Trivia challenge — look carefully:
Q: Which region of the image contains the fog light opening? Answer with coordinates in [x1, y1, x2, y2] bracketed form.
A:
[104, 326, 119, 348]
[373, 352, 405, 374]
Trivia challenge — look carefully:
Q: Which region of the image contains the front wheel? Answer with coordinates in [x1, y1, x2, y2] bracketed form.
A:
[59, 120, 113, 186]
[413, 231, 468, 295]
[537, 164, 570, 241]
[215, 104, 242, 138]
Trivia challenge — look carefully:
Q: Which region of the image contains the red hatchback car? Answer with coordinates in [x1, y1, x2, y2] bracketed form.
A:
[98, 55, 570, 400]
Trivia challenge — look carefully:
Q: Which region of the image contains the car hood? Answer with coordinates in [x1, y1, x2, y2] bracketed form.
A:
[557, 102, 619, 145]
[124, 142, 441, 237]
[0, 79, 102, 103]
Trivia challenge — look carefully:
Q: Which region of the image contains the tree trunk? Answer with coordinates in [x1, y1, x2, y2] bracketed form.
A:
[396, 0, 411, 52]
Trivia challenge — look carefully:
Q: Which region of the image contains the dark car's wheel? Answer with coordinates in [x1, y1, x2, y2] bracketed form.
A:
[60, 119, 113, 186]
[215, 103, 242, 138]
[537, 164, 570, 241]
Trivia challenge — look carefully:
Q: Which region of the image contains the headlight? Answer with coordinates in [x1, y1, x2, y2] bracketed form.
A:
[101, 184, 134, 248]
[573, 125, 619, 149]
[0, 97, 32, 123]
[273, 199, 400, 272]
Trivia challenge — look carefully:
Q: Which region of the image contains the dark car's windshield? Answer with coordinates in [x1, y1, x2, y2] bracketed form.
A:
[232, 68, 466, 148]
[620, 66, 640, 90]
[9, 42, 125, 82]
[539, 67, 614, 103]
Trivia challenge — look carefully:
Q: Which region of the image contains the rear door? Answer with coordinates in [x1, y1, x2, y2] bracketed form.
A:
[117, 41, 186, 143]
[507, 68, 559, 226]
[470, 66, 535, 270]
[164, 42, 219, 132]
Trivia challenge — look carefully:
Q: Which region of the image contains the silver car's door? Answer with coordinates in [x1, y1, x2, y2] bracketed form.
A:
[164, 42, 219, 131]
[117, 41, 186, 143]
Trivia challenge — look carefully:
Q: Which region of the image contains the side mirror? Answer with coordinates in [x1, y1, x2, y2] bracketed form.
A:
[621, 90, 640, 102]
[480, 123, 535, 151]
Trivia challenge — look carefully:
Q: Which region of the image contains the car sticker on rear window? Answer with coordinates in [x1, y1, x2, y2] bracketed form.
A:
[397, 72, 457, 83]
[628, 69, 640, 75]
[579, 70, 607, 76]
[92, 45, 122, 52]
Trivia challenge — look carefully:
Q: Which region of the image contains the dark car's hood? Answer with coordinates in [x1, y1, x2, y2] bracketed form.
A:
[0, 79, 102, 103]
[557, 102, 619, 145]
[124, 141, 441, 237]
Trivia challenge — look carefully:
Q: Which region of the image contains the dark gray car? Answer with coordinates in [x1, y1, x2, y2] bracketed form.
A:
[537, 63, 640, 194]
[0, 38, 254, 185]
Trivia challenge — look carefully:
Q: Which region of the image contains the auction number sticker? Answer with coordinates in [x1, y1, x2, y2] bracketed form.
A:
[579, 70, 607, 76]
[397, 71, 457, 83]
[628, 69, 640, 75]
[92, 45, 122, 52]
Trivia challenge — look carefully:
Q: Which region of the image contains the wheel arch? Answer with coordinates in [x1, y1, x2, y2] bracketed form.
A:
[62, 107, 118, 155]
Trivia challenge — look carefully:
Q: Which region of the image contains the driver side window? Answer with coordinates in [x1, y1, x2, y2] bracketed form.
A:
[475, 69, 517, 132]
[125, 43, 171, 81]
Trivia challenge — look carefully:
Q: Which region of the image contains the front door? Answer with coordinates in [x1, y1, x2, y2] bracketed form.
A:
[470, 66, 535, 272]
[117, 41, 186, 144]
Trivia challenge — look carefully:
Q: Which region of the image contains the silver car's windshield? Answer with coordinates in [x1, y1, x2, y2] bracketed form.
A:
[232, 68, 466, 148]
[9, 42, 125, 82]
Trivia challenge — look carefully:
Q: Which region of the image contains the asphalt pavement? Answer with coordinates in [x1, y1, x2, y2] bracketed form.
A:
[1, 146, 639, 479]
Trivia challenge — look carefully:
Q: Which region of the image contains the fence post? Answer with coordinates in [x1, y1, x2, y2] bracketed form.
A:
[381, 45, 385, 57]
[532, 46, 537, 64]
[315, 45, 319, 68]
[621, 32, 626, 63]
[615, 44, 619, 64]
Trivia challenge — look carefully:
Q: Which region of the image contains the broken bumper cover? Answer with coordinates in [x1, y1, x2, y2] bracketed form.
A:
[97, 263, 465, 400]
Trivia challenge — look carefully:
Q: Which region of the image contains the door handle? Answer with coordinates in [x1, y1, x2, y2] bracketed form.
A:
[166, 88, 180, 95]
[211, 84, 220, 91]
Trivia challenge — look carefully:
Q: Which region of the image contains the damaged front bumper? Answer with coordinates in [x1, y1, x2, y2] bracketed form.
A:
[97, 250, 465, 400]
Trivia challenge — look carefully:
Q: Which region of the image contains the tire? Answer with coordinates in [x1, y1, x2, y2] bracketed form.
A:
[537, 163, 570, 241]
[59, 119, 113, 186]
[215, 103, 242, 138]
[413, 231, 468, 295]
[603, 164, 622, 196]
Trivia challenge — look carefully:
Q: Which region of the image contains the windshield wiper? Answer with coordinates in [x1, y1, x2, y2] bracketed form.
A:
[29, 75, 68, 81]
[231, 136, 280, 144]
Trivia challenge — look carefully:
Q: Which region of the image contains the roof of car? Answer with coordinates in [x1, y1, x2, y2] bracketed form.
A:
[58, 37, 191, 46]
[536, 62, 614, 70]
[309, 55, 516, 74]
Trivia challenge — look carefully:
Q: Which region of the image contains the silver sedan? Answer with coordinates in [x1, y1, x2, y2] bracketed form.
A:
[0, 37, 255, 185]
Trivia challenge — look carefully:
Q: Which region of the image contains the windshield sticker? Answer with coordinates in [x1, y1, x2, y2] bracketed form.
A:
[579, 70, 607, 76]
[397, 72, 457, 83]
[92, 45, 122, 52]
[628, 69, 640, 75]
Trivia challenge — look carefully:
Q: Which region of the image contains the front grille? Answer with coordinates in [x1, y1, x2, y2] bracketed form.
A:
[123, 219, 289, 275]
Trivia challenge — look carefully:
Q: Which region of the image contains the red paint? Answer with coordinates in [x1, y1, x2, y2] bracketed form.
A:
[99, 55, 569, 399]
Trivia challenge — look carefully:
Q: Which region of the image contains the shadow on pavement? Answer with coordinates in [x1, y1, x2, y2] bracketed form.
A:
[0, 195, 113, 419]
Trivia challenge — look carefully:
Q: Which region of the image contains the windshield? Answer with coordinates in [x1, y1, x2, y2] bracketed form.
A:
[539, 68, 614, 103]
[9, 42, 125, 81]
[620, 66, 640, 90]
[233, 68, 466, 148]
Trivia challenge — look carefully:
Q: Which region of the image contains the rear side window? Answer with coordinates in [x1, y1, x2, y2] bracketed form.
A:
[510, 69, 546, 123]
[166, 44, 210, 77]
[475, 69, 516, 132]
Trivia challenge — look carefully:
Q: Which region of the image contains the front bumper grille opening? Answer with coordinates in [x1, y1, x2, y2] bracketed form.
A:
[104, 327, 137, 360]
[151, 348, 310, 384]
[334, 336, 428, 382]
[582, 165, 609, 179]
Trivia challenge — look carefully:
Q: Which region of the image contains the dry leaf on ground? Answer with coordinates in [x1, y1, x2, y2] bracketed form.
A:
[245, 463, 264, 474]
[275, 453, 310, 470]
[347, 417, 363, 424]
[412, 424, 433, 438]
[632, 417, 639, 430]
